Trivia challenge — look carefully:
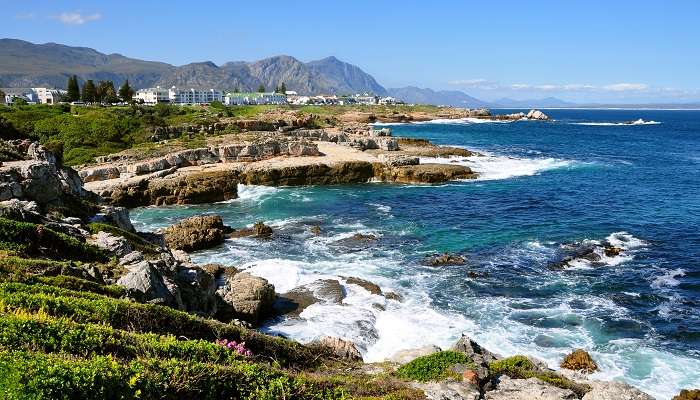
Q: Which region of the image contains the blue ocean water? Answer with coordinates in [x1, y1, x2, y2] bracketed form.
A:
[131, 109, 700, 399]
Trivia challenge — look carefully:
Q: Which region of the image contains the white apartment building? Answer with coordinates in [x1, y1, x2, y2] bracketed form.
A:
[134, 87, 170, 105]
[3, 89, 38, 104]
[224, 92, 287, 105]
[32, 88, 66, 104]
[169, 87, 223, 104]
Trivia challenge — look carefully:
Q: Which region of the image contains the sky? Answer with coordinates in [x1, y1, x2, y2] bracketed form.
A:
[2, 0, 700, 103]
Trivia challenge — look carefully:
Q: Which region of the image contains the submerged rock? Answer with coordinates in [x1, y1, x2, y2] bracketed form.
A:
[228, 221, 273, 238]
[424, 253, 466, 267]
[274, 287, 320, 317]
[164, 215, 226, 252]
[560, 349, 598, 373]
[343, 276, 382, 295]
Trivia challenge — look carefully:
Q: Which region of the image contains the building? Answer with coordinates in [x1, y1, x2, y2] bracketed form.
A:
[32, 88, 66, 104]
[134, 87, 170, 105]
[224, 92, 287, 105]
[2, 88, 38, 104]
[169, 87, 223, 105]
[354, 93, 378, 105]
[378, 96, 402, 105]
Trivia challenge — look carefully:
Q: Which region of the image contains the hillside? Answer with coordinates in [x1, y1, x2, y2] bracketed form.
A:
[388, 86, 489, 108]
[0, 39, 388, 95]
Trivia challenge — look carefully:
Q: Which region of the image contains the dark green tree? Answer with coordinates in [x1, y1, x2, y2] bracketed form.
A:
[0, 89, 5, 104]
[257, 84, 265, 93]
[81, 80, 97, 103]
[118, 79, 134, 102]
[234, 87, 240, 93]
[280, 82, 287, 94]
[66, 75, 80, 102]
[96, 80, 118, 104]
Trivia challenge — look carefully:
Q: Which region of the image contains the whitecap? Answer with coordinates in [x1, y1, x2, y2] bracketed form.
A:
[571, 119, 661, 126]
[650, 268, 685, 289]
[419, 152, 577, 181]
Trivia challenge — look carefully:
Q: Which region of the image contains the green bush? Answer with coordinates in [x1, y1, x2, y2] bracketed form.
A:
[0, 283, 326, 368]
[0, 256, 68, 280]
[395, 351, 473, 382]
[33, 275, 125, 298]
[0, 350, 348, 400]
[489, 356, 590, 397]
[0, 312, 244, 365]
[88, 223, 160, 255]
[0, 218, 105, 261]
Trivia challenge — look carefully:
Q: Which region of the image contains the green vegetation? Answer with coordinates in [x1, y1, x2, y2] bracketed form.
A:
[489, 356, 591, 398]
[0, 218, 105, 261]
[66, 75, 80, 102]
[88, 222, 160, 255]
[395, 351, 473, 382]
[118, 79, 134, 102]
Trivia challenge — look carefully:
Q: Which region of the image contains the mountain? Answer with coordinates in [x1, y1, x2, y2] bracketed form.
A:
[490, 97, 576, 108]
[0, 39, 387, 95]
[387, 86, 489, 108]
[0, 38, 173, 89]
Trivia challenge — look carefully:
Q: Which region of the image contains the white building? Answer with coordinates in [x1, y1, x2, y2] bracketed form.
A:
[224, 92, 287, 105]
[378, 96, 401, 105]
[354, 94, 378, 105]
[134, 87, 170, 105]
[169, 87, 223, 105]
[32, 88, 66, 104]
[3, 89, 38, 104]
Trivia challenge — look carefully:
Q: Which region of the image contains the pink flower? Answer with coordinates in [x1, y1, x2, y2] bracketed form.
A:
[215, 339, 252, 357]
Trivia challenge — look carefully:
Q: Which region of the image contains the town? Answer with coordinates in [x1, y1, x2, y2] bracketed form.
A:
[1, 78, 403, 107]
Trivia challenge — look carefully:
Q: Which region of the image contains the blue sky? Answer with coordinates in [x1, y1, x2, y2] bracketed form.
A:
[3, 0, 700, 103]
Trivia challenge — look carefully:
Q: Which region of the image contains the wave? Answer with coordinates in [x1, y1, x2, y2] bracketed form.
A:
[571, 119, 661, 126]
[651, 268, 685, 289]
[420, 152, 577, 181]
[372, 118, 515, 126]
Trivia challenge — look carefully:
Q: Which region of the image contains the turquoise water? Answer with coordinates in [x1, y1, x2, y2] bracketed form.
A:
[131, 109, 700, 399]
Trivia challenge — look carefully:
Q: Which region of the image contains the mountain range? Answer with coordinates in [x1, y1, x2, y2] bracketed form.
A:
[0, 39, 387, 96]
[3, 39, 697, 109]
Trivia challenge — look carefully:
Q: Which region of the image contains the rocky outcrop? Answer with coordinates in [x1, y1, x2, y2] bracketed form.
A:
[215, 272, 276, 324]
[561, 349, 598, 373]
[424, 253, 466, 267]
[228, 221, 273, 238]
[79, 165, 121, 183]
[413, 380, 480, 400]
[388, 345, 441, 364]
[581, 380, 654, 400]
[485, 376, 576, 400]
[117, 261, 181, 308]
[375, 164, 476, 184]
[101, 169, 240, 207]
[672, 390, 700, 400]
[316, 336, 363, 362]
[91, 231, 133, 258]
[90, 205, 135, 232]
[163, 215, 226, 252]
[451, 335, 499, 383]
[527, 109, 550, 121]
[0, 141, 95, 217]
[241, 161, 376, 186]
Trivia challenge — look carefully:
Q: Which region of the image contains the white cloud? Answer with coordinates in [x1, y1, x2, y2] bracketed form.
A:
[602, 83, 649, 92]
[52, 12, 102, 25]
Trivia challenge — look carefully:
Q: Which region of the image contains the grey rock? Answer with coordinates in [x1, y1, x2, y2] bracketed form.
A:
[91, 231, 133, 258]
[117, 262, 177, 306]
[317, 336, 363, 362]
[91, 206, 135, 232]
[119, 251, 145, 266]
[163, 215, 225, 252]
[451, 334, 499, 382]
[581, 381, 654, 400]
[216, 272, 275, 324]
[388, 345, 441, 364]
[412, 381, 480, 400]
[485, 377, 576, 400]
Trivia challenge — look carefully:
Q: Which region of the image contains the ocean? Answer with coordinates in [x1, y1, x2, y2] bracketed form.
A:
[130, 109, 700, 399]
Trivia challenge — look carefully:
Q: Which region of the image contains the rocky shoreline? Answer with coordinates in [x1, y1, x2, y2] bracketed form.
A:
[3, 107, 696, 399]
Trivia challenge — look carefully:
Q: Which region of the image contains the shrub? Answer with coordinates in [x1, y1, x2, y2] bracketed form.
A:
[0, 283, 327, 368]
[395, 351, 473, 382]
[489, 356, 590, 398]
[33, 276, 126, 298]
[87, 223, 160, 255]
[0, 350, 348, 400]
[0, 218, 105, 261]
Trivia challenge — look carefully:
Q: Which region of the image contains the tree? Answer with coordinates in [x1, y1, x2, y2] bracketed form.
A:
[280, 82, 287, 94]
[66, 75, 80, 102]
[81, 80, 97, 103]
[257, 84, 265, 93]
[234, 87, 240, 93]
[118, 79, 134, 102]
[96, 80, 118, 104]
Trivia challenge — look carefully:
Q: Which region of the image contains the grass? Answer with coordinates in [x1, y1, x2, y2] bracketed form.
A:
[0, 218, 105, 261]
[395, 351, 474, 382]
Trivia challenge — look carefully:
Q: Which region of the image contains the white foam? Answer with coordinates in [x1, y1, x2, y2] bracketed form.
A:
[420, 152, 576, 181]
[650, 268, 685, 289]
[606, 231, 646, 250]
[218, 184, 280, 203]
[572, 119, 661, 126]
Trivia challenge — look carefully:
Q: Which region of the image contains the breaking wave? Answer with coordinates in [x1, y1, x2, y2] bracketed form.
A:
[572, 119, 661, 126]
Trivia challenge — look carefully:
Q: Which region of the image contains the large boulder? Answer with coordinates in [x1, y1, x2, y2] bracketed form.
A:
[561, 349, 598, 373]
[485, 377, 576, 400]
[317, 336, 363, 362]
[164, 215, 226, 252]
[90, 205, 135, 232]
[526, 109, 550, 121]
[672, 390, 700, 400]
[175, 265, 218, 315]
[424, 253, 466, 267]
[216, 272, 275, 324]
[117, 261, 181, 307]
[451, 335, 499, 382]
[91, 231, 133, 258]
